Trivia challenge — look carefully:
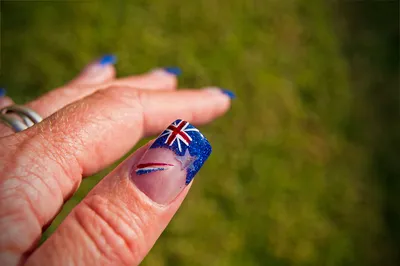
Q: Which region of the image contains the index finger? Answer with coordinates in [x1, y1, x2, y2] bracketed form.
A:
[26, 119, 212, 265]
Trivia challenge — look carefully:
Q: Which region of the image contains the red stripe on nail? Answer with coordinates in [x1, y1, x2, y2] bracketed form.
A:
[137, 163, 174, 169]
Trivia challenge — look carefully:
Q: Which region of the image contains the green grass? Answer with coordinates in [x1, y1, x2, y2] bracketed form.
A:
[1, 0, 398, 265]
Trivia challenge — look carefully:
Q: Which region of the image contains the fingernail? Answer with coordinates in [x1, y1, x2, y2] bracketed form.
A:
[131, 119, 212, 204]
[81, 54, 116, 78]
[204, 87, 236, 99]
[220, 88, 236, 99]
[98, 54, 117, 66]
[0, 88, 6, 97]
[163, 67, 182, 76]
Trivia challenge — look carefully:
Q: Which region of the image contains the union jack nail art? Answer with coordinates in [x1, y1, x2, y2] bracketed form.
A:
[131, 119, 212, 204]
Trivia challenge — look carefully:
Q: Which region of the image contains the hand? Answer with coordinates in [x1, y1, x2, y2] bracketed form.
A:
[0, 56, 232, 265]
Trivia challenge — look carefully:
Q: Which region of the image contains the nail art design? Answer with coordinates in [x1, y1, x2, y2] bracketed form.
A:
[151, 119, 210, 184]
[136, 163, 174, 175]
[131, 119, 211, 204]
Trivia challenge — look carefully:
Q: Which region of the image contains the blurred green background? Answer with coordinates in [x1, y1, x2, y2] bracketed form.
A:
[1, 0, 398, 265]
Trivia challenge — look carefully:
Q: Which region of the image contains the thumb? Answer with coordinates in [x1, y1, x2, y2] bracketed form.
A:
[25, 119, 212, 266]
[69, 54, 117, 86]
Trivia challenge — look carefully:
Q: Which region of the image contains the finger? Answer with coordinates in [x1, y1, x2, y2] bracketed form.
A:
[26, 67, 180, 119]
[68, 54, 117, 86]
[26, 120, 211, 266]
[0, 86, 232, 263]
[139, 87, 234, 135]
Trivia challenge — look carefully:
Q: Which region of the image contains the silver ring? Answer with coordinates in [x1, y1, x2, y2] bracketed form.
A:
[0, 105, 43, 132]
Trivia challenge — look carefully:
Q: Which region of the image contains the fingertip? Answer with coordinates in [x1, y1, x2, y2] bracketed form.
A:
[162, 67, 182, 76]
[71, 54, 117, 85]
[132, 67, 179, 90]
[201, 87, 235, 113]
[148, 66, 181, 77]
[199, 87, 234, 118]
[202, 87, 236, 100]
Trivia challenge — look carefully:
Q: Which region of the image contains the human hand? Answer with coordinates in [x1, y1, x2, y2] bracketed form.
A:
[0, 55, 233, 265]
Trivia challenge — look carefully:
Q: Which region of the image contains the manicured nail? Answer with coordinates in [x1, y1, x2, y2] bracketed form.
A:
[80, 54, 116, 78]
[0, 88, 6, 97]
[163, 67, 182, 76]
[204, 87, 236, 99]
[98, 54, 117, 66]
[220, 88, 236, 99]
[131, 119, 212, 204]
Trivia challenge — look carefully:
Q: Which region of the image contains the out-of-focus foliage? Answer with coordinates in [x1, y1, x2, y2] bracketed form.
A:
[1, 0, 398, 265]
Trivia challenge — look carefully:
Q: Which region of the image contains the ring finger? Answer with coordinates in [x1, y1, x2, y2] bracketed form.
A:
[28, 56, 180, 118]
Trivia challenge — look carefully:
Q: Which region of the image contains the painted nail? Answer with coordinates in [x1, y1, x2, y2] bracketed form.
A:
[204, 87, 236, 99]
[98, 54, 117, 66]
[131, 119, 212, 204]
[163, 67, 182, 76]
[81, 55, 116, 78]
[0, 88, 6, 97]
[220, 88, 236, 99]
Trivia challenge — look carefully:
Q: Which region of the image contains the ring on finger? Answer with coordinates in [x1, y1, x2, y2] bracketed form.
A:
[0, 105, 43, 132]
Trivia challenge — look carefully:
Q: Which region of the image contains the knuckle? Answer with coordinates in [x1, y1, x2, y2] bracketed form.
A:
[94, 86, 142, 110]
[91, 86, 145, 135]
[74, 195, 148, 265]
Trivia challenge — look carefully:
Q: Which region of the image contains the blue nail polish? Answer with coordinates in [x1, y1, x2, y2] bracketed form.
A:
[149, 119, 211, 184]
[220, 89, 235, 99]
[0, 88, 6, 97]
[99, 54, 117, 66]
[163, 67, 182, 76]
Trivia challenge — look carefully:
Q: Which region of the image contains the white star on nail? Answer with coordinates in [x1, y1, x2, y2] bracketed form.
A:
[175, 149, 197, 171]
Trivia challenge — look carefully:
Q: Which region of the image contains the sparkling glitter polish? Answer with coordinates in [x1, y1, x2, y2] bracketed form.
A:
[130, 119, 212, 204]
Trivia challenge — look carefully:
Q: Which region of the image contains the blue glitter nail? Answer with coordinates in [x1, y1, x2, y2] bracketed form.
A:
[220, 88, 236, 99]
[0, 88, 6, 97]
[163, 67, 182, 76]
[99, 54, 117, 66]
[150, 119, 212, 184]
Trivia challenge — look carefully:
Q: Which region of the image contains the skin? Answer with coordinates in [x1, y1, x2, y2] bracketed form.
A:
[0, 61, 231, 265]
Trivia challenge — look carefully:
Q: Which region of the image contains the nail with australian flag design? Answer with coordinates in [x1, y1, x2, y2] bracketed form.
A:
[130, 119, 212, 204]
